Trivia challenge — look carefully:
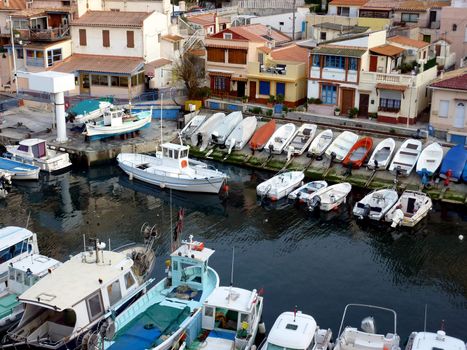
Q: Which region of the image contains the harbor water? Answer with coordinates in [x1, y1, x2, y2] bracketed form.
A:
[0, 163, 466, 342]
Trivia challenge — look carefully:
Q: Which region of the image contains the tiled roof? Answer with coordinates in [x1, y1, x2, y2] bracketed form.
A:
[205, 41, 248, 50]
[376, 83, 407, 91]
[370, 44, 405, 56]
[11, 7, 71, 17]
[362, 0, 449, 10]
[51, 54, 144, 74]
[388, 35, 430, 49]
[71, 11, 152, 28]
[312, 45, 367, 57]
[229, 24, 291, 44]
[187, 13, 230, 26]
[270, 44, 308, 62]
[0, 0, 26, 10]
[146, 58, 172, 68]
[430, 68, 467, 91]
[329, 0, 368, 6]
[161, 34, 183, 42]
[258, 46, 272, 54]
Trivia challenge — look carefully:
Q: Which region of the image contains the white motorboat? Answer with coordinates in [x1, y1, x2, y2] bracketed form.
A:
[325, 131, 359, 162]
[191, 112, 226, 150]
[310, 182, 352, 211]
[289, 123, 318, 156]
[367, 138, 396, 170]
[225, 116, 258, 154]
[334, 304, 401, 350]
[117, 143, 228, 194]
[180, 114, 207, 139]
[389, 139, 422, 176]
[308, 129, 333, 157]
[6, 139, 72, 173]
[288, 180, 328, 203]
[264, 123, 297, 154]
[257, 171, 304, 201]
[84, 107, 152, 141]
[416, 142, 443, 176]
[406, 330, 466, 350]
[211, 111, 243, 145]
[353, 189, 399, 221]
[0, 157, 40, 180]
[259, 311, 333, 350]
[385, 190, 432, 228]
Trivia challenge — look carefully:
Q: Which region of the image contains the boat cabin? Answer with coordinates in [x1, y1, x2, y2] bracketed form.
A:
[159, 143, 190, 169]
[103, 108, 126, 127]
[407, 331, 466, 350]
[0, 227, 39, 283]
[12, 139, 50, 160]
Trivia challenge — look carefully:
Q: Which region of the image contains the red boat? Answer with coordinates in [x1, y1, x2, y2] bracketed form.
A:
[342, 137, 373, 168]
[249, 119, 276, 150]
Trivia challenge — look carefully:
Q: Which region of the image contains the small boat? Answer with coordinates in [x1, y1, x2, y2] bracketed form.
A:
[353, 189, 399, 221]
[225, 116, 258, 154]
[257, 171, 304, 201]
[308, 129, 333, 157]
[416, 142, 443, 177]
[264, 123, 297, 154]
[367, 138, 396, 170]
[385, 190, 432, 227]
[333, 304, 400, 350]
[389, 139, 422, 176]
[310, 182, 352, 211]
[117, 143, 228, 194]
[180, 114, 207, 139]
[0, 157, 40, 180]
[259, 311, 333, 350]
[66, 99, 112, 123]
[325, 131, 359, 162]
[250, 119, 276, 151]
[439, 144, 467, 182]
[211, 111, 243, 145]
[288, 180, 328, 203]
[405, 329, 466, 350]
[342, 136, 373, 169]
[6, 138, 72, 173]
[288, 123, 318, 156]
[84, 107, 152, 141]
[191, 112, 225, 150]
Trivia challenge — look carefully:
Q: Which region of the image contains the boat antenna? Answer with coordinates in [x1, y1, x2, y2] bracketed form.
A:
[160, 92, 163, 148]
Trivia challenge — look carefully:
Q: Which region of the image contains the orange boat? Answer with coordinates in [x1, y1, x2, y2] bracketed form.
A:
[342, 136, 373, 169]
[249, 119, 276, 150]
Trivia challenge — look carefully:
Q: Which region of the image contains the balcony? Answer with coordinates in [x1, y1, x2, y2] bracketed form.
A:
[247, 61, 303, 80]
[15, 26, 70, 42]
[360, 71, 414, 86]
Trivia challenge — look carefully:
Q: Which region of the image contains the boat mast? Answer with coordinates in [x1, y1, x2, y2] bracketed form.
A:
[160, 92, 163, 149]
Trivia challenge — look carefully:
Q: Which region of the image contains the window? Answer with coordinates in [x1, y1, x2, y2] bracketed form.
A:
[207, 47, 225, 62]
[79, 29, 87, 46]
[16, 48, 23, 59]
[127, 30, 134, 48]
[279, 21, 284, 26]
[91, 74, 108, 86]
[453, 24, 457, 31]
[259, 81, 270, 95]
[124, 272, 135, 289]
[312, 55, 320, 67]
[337, 6, 350, 16]
[223, 33, 232, 39]
[119, 76, 128, 87]
[107, 279, 122, 306]
[439, 100, 449, 118]
[174, 41, 180, 51]
[12, 19, 28, 29]
[25, 49, 44, 66]
[258, 53, 264, 65]
[204, 306, 214, 317]
[47, 48, 62, 67]
[228, 49, 247, 64]
[349, 57, 358, 70]
[86, 292, 104, 320]
[401, 13, 419, 23]
[321, 84, 337, 104]
[18, 144, 28, 152]
[213, 76, 227, 90]
[276, 82, 285, 97]
[320, 32, 327, 40]
[379, 98, 401, 111]
[324, 55, 344, 69]
[423, 50, 426, 59]
[102, 30, 110, 47]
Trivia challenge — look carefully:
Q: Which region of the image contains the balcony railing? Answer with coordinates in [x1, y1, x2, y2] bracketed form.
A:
[360, 71, 414, 85]
[259, 64, 287, 75]
[15, 26, 70, 42]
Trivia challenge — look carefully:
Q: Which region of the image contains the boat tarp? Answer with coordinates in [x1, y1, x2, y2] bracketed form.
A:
[440, 145, 467, 179]
[110, 303, 190, 350]
[67, 98, 113, 116]
[0, 293, 20, 319]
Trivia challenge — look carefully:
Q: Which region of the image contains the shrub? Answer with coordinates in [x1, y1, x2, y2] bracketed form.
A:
[348, 107, 359, 118]
[276, 94, 285, 104]
[368, 112, 377, 119]
[314, 98, 322, 104]
[334, 107, 341, 112]
[251, 106, 262, 114]
[266, 109, 273, 116]
[268, 95, 276, 103]
[283, 105, 289, 113]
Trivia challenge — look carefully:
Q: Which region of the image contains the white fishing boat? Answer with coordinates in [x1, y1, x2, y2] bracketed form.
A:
[264, 123, 297, 154]
[367, 138, 396, 170]
[311, 182, 352, 211]
[308, 129, 333, 157]
[225, 116, 258, 154]
[353, 189, 399, 221]
[334, 304, 401, 350]
[191, 112, 225, 150]
[0, 157, 40, 180]
[6, 139, 72, 173]
[406, 330, 466, 350]
[84, 107, 152, 141]
[288, 123, 318, 156]
[211, 111, 243, 145]
[325, 131, 359, 162]
[256, 171, 304, 201]
[389, 139, 422, 176]
[416, 142, 443, 176]
[385, 190, 432, 228]
[288, 180, 328, 203]
[180, 114, 207, 139]
[117, 143, 227, 194]
[259, 311, 333, 350]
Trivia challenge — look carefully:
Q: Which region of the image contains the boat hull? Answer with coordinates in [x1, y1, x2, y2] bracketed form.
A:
[0, 158, 40, 180]
[250, 119, 276, 150]
[84, 114, 152, 141]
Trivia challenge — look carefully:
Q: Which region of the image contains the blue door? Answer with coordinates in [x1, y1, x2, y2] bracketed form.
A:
[276, 82, 285, 98]
[321, 84, 337, 104]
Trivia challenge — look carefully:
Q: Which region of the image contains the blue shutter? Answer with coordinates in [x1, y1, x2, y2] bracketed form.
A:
[276, 82, 285, 97]
[301, 21, 306, 32]
[259, 81, 270, 95]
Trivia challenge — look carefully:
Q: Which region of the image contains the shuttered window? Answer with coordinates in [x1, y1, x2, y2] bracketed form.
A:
[228, 49, 247, 64]
[259, 81, 270, 95]
[102, 30, 110, 47]
[127, 31, 134, 48]
[79, 29, 86, 46]
[207, 47, 225, 62]
[439, 100, 449, 118]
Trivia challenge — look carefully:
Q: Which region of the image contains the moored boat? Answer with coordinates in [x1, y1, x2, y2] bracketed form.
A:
[388, 139, 422, 176]
[288, 180, 328, 203]
[0, 157, 40, 180]
[325, 131, 359, 162]
[310, 182, 352, 211]
[416, 142, 443, 177]
[439, 144, 467, 182]
[264, 123, 297, 154]
[191, 112, 226, 150]
[405, 329, 466, 350]
[342, 137, 373, 169]
[225, 116, 258, 153]
[250, 119, 276, 151]
[257, 171, 304, 200]
[66, 99, 112, 124]
[211, 111, 243, 145]
[367, 138, 396, 170]
[308, 129, 333, 157]
[180, 114, 207, 139]
[353, 189, 399, 221]
[288, 123, 318, 156]
[385, 190, 432, 227]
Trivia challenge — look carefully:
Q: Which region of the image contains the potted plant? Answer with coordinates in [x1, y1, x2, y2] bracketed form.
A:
[368, 112, 377, 120]
[242, 96, 248, 104]
[276, 93, 285, 104]
[334, 107, 341, 116]
[267, 95, 275, 107]
[348, 107, 359, 119]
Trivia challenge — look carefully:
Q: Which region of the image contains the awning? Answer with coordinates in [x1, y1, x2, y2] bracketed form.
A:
[232, 74, 247, 81]
[376, 83, 407, 92]
[370, 44, 404, 57]
[145, 58, 172, 77]
[208, 71, 232, 77]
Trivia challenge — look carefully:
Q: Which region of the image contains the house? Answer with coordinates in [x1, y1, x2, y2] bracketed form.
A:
[205, 24, 291, 99]
[246, 44, 308, 106]
[0, 0, 27, 40]
[429, 68, 467, 144]
[439, 0, 467, 68]
[310, 22, 369, 42]
[186, 13, 230, 35]
[328, 0, 369, 17]
[387, 35, 431, 65]
[432, 38, 456, 69]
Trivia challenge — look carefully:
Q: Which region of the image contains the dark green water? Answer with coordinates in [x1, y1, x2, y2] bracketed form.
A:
[0, 163, 466, 342]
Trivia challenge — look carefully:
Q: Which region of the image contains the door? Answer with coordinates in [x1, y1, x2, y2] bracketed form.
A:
[249, 81, 256, 100]
[80, 73, 90, 94]
[358, 94, 369, 117]
[369, 56, 378, 72]
[454, 102, 465, 128]
[429, 10, 436, 23]
[341, 88, 355, 115]
[237, 81, 245, 97]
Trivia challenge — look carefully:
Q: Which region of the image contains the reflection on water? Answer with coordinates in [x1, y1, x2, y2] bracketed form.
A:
[0, 164, 466, 341]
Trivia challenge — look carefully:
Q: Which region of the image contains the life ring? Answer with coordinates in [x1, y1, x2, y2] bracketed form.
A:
[181, 159, 188, 168]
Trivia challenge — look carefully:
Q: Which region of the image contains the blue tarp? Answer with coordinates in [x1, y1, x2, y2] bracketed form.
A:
[0, 157, 39, 171]
[440, 144, 467, 181]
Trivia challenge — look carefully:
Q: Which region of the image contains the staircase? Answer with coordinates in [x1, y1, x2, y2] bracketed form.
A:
[183, 28, 204, 54]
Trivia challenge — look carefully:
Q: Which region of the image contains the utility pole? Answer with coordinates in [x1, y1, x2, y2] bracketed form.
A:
[9, 15, 18, 96]
[292, 0, 296, 41]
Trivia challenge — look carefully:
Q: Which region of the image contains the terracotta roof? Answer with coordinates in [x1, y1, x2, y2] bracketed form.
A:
[430, 68, 467, 91]
[370, 44, 405, 56]
[146, 58, 172, 68]
[161, 34, 183, 42]
[187, 13, 230, 26]
[376, 83, 407, 91]
[71, 11, 152, 28]
[258, 46, 272, 54]
[10, 8, 47, 17]
[0, 0, 26, 10]
[229, 24, 291, 44]
[205, 41, 248, 50]
[329, 0, 368, 6]
[388, 35, 430, 49]
[51, 54, 144, 74]
[312, 45, 367, 57]
[270, 44, 308, 62]
[24, 39, 70, 49]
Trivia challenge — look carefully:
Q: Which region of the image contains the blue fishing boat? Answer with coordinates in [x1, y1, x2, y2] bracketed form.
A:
[0, 157, 40, 180]
[439, 144, 467, 182]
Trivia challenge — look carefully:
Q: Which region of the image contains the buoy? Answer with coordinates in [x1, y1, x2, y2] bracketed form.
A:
[258, 321, 266, 334]
[459, 235, 464, 241]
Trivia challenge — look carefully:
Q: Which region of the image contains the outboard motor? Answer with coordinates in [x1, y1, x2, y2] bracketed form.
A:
[308, 195, 321, 211]
[391, 208, 404, 228]
[330, 152, 337, 162]
[361, 316, 376, 334]
[268, 143, 274, 155]
[196, 133, 203, 147]
[0, 144, 6, 157]
[211, 131, 219, 144]
[360, 204, 371, 219]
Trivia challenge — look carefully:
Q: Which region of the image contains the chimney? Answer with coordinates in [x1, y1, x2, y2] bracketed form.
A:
[215, 12, 219, 33]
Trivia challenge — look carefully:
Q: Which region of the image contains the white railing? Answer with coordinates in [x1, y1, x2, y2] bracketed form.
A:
[360, 71, 414, 85]
[185, 5, 238, 16]
[183, 28, 204, 53]
[238, 0, 304, 8]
